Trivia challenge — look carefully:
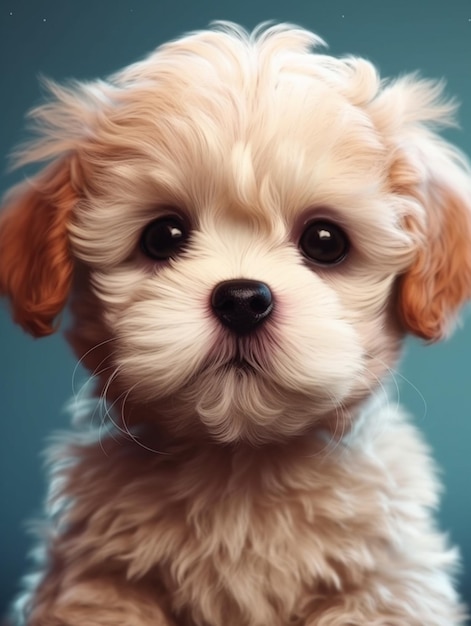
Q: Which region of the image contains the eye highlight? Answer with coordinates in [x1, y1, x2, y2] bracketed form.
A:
[299, 220, 349, 266]
[140, 215, 189, 261]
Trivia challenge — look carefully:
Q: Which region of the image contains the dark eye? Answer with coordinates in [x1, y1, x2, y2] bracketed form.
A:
[299, 220, 349, 265]
[140, 215, 189, 260]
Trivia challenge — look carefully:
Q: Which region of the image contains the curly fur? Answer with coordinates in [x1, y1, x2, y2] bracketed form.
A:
[1, 22, 470, 625]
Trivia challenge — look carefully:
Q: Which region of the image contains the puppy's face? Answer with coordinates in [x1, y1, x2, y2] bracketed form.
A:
[69, 80, 411, 445]
[2, 24, 471, 445]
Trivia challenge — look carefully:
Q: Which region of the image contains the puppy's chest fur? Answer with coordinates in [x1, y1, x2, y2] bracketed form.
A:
[46, 413, 438, 625]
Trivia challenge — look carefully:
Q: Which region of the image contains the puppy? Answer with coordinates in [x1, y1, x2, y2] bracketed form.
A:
[1, 22, 470, 626]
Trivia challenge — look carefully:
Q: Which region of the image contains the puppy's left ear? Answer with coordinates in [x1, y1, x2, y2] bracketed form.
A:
[398, 150, 471, 341]
[0, 161, 76, 337]
[376, 78, 471, 341]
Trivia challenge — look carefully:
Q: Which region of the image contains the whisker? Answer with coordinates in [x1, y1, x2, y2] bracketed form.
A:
[71, 337, 117, 399]
[72, 362, 115, 408]
[326, 396, 348, 456]
[363, 365, 397, 413]
[307, 392, 348, 459]
[69, 361, 119, 429]
[96, 371, 169, 456]
[97, 365, 135, 441]
[365, 353, 428, 422]
[121, 384, 170, 456]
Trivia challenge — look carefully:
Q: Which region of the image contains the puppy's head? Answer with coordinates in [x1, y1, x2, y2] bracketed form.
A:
[2, 23, 471, 445]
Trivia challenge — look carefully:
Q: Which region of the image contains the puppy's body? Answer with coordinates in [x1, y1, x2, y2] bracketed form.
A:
[18, 405, 461, 626]
[2, 23, 470, 625]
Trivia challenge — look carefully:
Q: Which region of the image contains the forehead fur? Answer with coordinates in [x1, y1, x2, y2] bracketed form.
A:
[14, 23, 386, 208]
[11, 21, 458, 252]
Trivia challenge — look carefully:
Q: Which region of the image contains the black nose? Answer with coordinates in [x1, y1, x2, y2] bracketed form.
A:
[211, 279, 274, 335]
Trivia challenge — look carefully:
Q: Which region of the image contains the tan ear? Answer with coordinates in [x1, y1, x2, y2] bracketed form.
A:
[0, 162, 75, 337]
[370, 76, 471, 341]
[394, 142, 471, 341]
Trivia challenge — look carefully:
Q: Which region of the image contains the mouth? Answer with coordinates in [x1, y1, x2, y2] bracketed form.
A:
[224, 356, 257, 374]
[196, 344, 262, 378]
[191, 334, 271, 383]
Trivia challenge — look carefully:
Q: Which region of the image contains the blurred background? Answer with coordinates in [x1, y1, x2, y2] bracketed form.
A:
[1, 0, 470, 619]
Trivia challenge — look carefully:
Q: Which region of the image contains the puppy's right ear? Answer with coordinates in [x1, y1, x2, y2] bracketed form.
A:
[0, 161, 76, 337]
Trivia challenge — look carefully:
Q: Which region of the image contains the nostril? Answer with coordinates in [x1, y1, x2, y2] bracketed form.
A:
[213, 291, 236, 313]
[211, 279, 274, 335]
[250, 292, 272, 314]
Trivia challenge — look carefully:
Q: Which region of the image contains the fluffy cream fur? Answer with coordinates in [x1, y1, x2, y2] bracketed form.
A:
[2, 22, 470, 625]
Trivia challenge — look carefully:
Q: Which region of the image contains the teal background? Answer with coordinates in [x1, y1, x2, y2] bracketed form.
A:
[1, 0, 470, 618]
